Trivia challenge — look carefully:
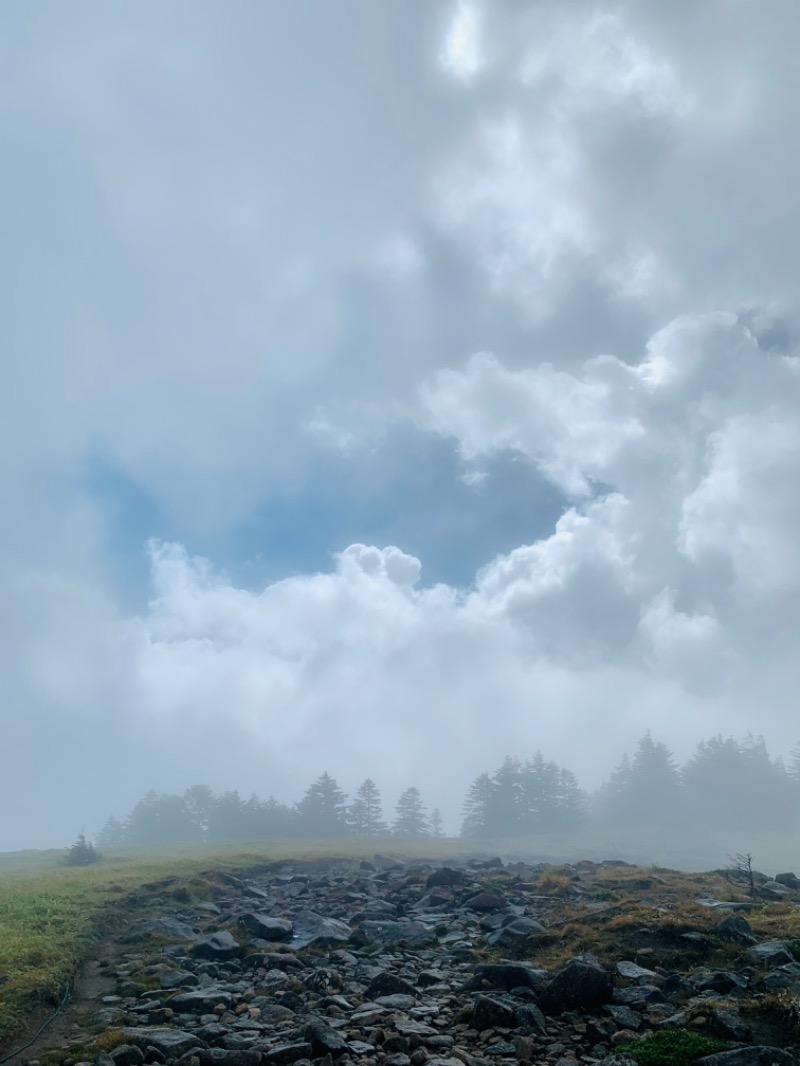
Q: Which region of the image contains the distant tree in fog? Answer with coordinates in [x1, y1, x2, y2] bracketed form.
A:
[349, 778, 387, 836]
[184, 784, 216, 841]
[461, 771, 493, 837]
[207, 790, 247, 841]
[429, 808, 445, 838]
[393, 787, 430, 837]
[97, 816, 126, 848]
[462, 753, 585, 838]
[683, 734, 794, 831]
[296, 772, 349, 837]
[125, 789, 194, 845]
[595, 733, 681, 827]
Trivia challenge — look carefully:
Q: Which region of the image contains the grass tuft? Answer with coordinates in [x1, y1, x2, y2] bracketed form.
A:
[620, 1030, 728, 1066]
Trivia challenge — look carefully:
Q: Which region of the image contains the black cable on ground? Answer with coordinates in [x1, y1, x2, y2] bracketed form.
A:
[0, 981, 71, 1065]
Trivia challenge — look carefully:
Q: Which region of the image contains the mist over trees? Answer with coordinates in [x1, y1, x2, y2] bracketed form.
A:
[97, 732, 800, 849]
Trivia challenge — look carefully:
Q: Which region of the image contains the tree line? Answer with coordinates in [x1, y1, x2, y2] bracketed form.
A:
[97, 776, 443, 847]
[97, 732, 800, 847]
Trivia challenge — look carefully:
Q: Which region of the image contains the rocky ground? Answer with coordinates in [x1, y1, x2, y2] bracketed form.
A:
[12, 857, 800, 1066]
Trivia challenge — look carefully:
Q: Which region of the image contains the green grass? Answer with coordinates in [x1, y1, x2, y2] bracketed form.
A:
[620, 1030, 728, 1066]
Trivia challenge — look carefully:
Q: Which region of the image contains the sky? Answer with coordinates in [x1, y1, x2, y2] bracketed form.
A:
[2, 1, 800, 850]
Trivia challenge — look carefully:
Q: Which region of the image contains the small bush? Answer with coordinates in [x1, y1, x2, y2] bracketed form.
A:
[621, 1029, 728, 1066]
[63, 834, 101, 867]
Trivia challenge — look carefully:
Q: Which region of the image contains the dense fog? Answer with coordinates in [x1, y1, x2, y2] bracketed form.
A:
[2, 3, 799, 859]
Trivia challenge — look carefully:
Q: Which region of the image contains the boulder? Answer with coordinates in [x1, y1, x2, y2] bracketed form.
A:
[464, 890, 508, 912]
[122, 1028, 206, 1058]
[168, 988, 235, 1013]
[747, 941, 796, 967]
[469, 962, 547, 992]
[486, 916, 546, 947]
[108, 1045, 145, 1066]
[190, 931, 241, 960]
[356, 918, 435, 947]
[426, 867, 467, 888]
[305, 1018, 348, 1058]
[540, 954, 613, 1015]
[240, 912, 294, 941]
[365, 971, 419, 999]
[291, 911, 352, 948]
[143, 917, 199, 942]
[716, 914, 756, 944]
[698, 1049, 798, 1066]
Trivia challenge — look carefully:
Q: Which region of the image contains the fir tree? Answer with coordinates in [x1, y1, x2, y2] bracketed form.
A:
[429, 808, 445, 838]
[349, 779, 387, 836]
[461, 771, 493, 837]
[296, 772, 349, 837]
[393, 787, 430, 836]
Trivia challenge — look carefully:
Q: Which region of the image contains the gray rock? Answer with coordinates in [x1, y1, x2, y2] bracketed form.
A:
[763, 963, 800, 991]
[122, 1028, 206, 1057]
[191, 931, 241, 960]
[357, 919, 435, 947]
[604, 1004, 642, 1030]
[747, 941, 796, 967]
[485, 916, 546, 947]
[698, 1049, 798, 1066]
[472, 995, 518, 1030]
[160, 970, 199, 991]
[264, 1044, 313, 1065]
[375, 994, 417, 1010]
[709, 1008, 752, 1042]
[716, 914, 756, 944]
[109, 1045, 145, 1066]
[292, 912, 352, 948]
[464, 891, 508, 913]
[689, 968, 748, 994]
[305, 1018, 348, 1058]
[241, 913, 294, 941]
[197, 1053, 262, 1066]
[775, 872, 800, 890]
[427, 867, 467, 888]
[169, 988, 235, 1013]
[143, 918, 199, 942]
[468, 963, 547, 992]
[540, 954, 613, 1015]
[470, 994, 546, 1035]
[612, 984, 666, 1008]
[365, 972, 419, 999]
[616, 961, 659, 982]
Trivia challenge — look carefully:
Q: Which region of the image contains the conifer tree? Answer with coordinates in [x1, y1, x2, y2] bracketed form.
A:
[429, 808, 444, 838]
[393, 787, 430, 836]
[349, 779, 387, 836]
[296, 772, 349, 837]
[461, 771, 493, 837]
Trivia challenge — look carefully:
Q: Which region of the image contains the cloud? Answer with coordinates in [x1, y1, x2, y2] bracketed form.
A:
[419, 310, 800, 693]
[2, 2, 800, 849]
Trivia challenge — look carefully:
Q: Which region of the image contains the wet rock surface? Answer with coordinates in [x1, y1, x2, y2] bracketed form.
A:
[18, 858, 800, 1066]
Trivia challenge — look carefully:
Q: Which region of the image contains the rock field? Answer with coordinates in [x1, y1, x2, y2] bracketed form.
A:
[19, 857, 800, 1066]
